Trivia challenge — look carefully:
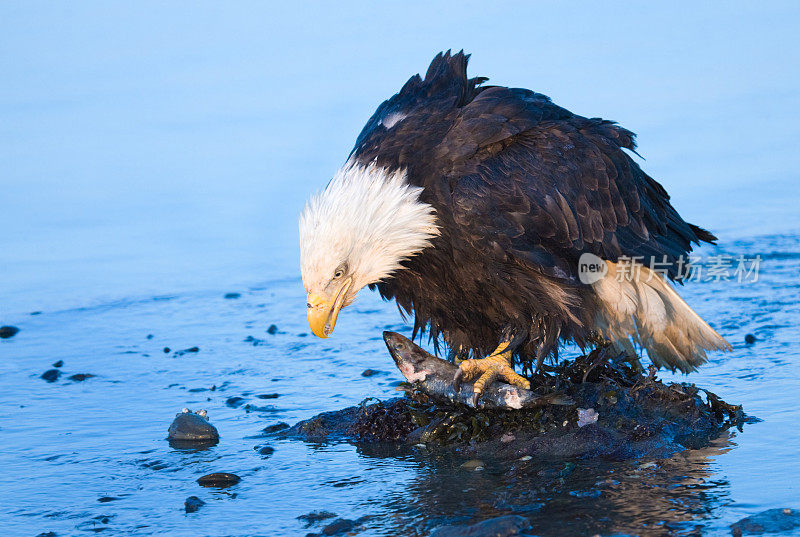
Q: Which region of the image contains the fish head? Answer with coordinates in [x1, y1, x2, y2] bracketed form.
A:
[383, 331, 432, 383]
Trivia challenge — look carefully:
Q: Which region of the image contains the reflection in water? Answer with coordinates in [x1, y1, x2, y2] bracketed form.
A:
[354, 435, 733, 536]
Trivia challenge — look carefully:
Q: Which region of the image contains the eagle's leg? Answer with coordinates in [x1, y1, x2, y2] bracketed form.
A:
[453, 340, 531, 406]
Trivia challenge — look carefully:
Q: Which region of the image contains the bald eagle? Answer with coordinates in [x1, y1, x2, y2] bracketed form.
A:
[300, 51, 730, 400]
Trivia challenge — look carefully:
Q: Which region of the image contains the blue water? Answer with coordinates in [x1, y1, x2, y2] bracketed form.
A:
[2, 3, 799, 536]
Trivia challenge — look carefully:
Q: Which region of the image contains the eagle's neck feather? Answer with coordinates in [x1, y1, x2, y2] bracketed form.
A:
[299, 160, 439, 291]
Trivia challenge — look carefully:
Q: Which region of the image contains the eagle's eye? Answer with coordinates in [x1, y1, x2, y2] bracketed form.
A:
[333, 269, 344, 279]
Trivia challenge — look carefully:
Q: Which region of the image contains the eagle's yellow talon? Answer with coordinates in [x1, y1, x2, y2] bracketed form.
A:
[454, 341, 531, 404]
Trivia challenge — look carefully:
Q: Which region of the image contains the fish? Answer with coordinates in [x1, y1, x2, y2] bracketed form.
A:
[383, 331, 573, 410]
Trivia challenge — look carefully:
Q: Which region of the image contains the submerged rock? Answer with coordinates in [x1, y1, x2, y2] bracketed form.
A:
[430, 515, 531, 537]
[297, 510, 337, 527]
[731, 508, 800, 536]
[266, 324, 279, 335]
[319, 518, 356, 535]
[168, 409, 219, 446]
[262, 422, 290, 434]
[197, 472, 240, 488]
[0, 326, 19, 339]
[256, 445, 275, 457]
[184, 496, 205, 513]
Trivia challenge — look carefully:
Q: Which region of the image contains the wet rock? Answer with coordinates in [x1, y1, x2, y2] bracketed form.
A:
[40, 369, 61, 383]
[52, 360, 64, 368]
[224, 292, 241, 299]
[168, 409, 219, 445]
[361, 369, 382, 377]
[745, 333, 757, 344]
[430, 515, 531, 537]
[730, 508, 800, 536]
[173, 346, 200, 356]
[297, 510, 337, 527]
[97, 496, 120, 503]
[184, 496, 205, 513]
[68, 373, 95, 382]
[256, 393, 280, 399]
[146, 334, 154, 339]
[226, 396, 246, 408]
[163, 347, 171, 353]
[256, 446, 275, 457]
[197, 472, 241, 488]
[36, 532, 57, 537]
[320, 518, 356, 535]
[266, 324, 279, 335]
[263, 422, 290, 434]
[0, 325, 19, 339]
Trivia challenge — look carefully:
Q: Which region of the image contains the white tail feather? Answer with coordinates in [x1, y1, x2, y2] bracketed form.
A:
[592, 261, 731, 372]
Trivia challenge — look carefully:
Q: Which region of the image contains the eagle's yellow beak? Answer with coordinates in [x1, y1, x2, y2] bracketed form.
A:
[306, 277, 353, 338]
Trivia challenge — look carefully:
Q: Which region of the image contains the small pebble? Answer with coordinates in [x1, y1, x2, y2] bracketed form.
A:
[266, 324, 278, 335]
[460, 459, 485, 471]
[52, 360, 64, 368]
[68, 373, 95, 382]
[163, 347, 171, 353]
[0, 326, 19, 339]
[146, 334, 154, 339]
[184, 496, 205, 513]
[40, 369, 61, 383]
[257, 446, 275, 457]
[173, 346, 200, 356]
[197, 472, 241, 488]
[745, 333, 757, 344]
[518, 455, 532, 461]
[361, 369, 381, 377]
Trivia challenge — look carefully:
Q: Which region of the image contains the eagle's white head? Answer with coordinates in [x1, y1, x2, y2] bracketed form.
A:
[299, 161, 439, 338]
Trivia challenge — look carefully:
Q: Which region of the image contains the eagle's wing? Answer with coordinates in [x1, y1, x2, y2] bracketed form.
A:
[437, 86, 713, 283]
